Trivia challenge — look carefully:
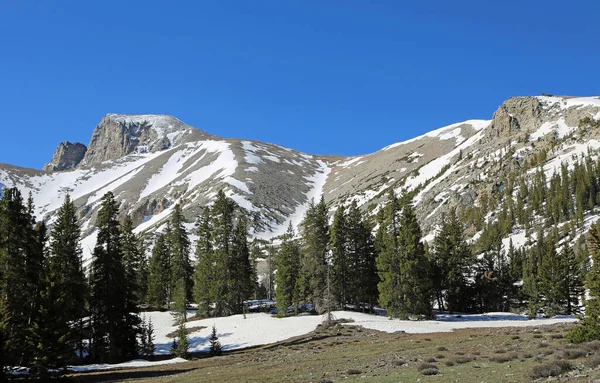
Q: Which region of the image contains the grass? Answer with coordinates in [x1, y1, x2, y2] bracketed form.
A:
[68, 322, 600, 383]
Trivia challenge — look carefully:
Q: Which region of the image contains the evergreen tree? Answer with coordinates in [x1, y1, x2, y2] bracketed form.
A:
[139, 316, 155, 357]
[568, 221, 600, 342]
[169, 205, 193, 306]
[299, 196, 329, 312]
[147, 233, 172, 308]
[376, 190, 433, 319]
[171, 280, 189, 358]
[211, 190, 236, 316]
[330, 205, 348, 308]
[275, 223, 301, 315]
[0, 188, 37, 365]
[119, 216, 142, 357]
[89, 192, 138, 363]
[431, 209, 474, 312]
[230, 216, 253, 313]
[34, 195, 87, 372]
[346, 201, 378, 311]
[209, 325, 222, 356]
[194, 208, 213, 317]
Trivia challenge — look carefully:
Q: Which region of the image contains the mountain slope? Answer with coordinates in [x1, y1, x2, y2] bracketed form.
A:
[1, 95, 600, 261]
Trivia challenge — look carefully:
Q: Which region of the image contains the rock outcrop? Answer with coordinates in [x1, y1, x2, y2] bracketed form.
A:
[82, 114, 194, 166]
[43, 141, 87, 172]
[482, 97, 543, 145]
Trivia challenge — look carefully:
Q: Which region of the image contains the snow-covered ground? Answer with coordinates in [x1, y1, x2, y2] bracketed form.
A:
[145, 309, 577, 357]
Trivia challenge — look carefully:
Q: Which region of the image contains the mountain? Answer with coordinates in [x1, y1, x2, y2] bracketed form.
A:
[1, 95, 600, 262]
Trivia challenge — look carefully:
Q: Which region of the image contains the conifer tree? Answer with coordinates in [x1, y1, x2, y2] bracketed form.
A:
[330, 205, 348, 308]
[34, 195, 87, 371]
[211, 190, 236, 316]
[89, 192, 137, 363]
[119, 216, 142, 356]
[169, 205, 193, 306]
[230, 216, 253, 312]
[275, 223, 301, 315]
[0, 188, 37, 365]
[299, 196, 329, 312]
[346, 201, 378, 311]
[171, 280, 189, 358]
[209, 325, 222, 356]
[431, 209, 474, 312]
[194, 208, 214, 317]
[147, 233, 172, 308]
[377, 190, 432, 319]
[568, 221, 600, 342]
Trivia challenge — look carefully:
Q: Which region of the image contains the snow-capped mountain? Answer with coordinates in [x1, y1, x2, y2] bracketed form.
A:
[1, 95, 600, 261]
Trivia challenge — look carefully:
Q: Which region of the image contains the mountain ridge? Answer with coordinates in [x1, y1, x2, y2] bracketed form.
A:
[2, 94, 600, 263]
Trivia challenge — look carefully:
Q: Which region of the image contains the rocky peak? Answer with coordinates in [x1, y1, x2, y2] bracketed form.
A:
[483, 96, 543, 145]
[43, 141, 87, 172]
[81, 114, 194, 167]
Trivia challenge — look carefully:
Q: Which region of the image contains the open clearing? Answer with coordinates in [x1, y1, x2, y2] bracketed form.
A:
[68, 320, 600, 383]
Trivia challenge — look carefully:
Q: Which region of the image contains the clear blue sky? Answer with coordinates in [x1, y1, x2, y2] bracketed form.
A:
[1, 1, 599, 169]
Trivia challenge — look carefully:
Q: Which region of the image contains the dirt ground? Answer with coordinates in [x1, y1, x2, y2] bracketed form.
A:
[68, 321, 600, 383]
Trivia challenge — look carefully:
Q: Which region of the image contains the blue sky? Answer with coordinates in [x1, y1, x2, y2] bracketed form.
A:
[1, 1, 599, 169]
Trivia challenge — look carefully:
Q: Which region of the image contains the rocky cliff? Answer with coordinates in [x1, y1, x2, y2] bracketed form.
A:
[43, 141, 87, 171]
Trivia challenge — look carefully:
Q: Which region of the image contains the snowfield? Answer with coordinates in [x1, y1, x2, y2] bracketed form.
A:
[47, 309, 576, 373]
[144, 310, 577, 356]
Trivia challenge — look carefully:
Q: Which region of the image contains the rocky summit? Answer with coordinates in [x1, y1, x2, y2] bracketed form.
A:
[1, 95, 600, 261]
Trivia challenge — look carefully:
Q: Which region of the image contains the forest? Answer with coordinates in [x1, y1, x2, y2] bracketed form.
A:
[2, 147, 600, 378]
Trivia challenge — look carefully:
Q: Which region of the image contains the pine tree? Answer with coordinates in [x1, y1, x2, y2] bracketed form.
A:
[568, 221, 600, 342]
[171, 280, 189, 358]
[211, 190, 236, 316]
[0, 188, 37, 365]
[194, 208, 213, 317]
[376, 190, 432, 319]
[431, 209, 474, 312]
[169, 205, 193, 307]
[120, 216, 142, 357]
[147, 233, 172, 308]
[330, 205, 348, 308]
[89, 192, 137, 363]
[299, 196, 329, 313]
[275, 223, 301, 316]
[209, 325, 222, 356]
[346, 201, 378, 311]
[33, 195, 87, 372]
[230, 216, 252, 313]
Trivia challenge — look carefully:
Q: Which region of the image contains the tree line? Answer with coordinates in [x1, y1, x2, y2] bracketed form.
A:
[3, 147, 600, 377]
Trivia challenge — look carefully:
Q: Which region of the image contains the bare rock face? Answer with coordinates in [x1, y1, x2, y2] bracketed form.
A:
[81, 114, 192, 167]
[43, 141, 87, 172]
[483, 97, 543, 144]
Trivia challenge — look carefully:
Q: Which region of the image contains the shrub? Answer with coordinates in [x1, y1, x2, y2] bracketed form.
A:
[454, 356, 473, 364]
[529, 360, 572, 379]
[523, 353, 533, 359]
[567, 317, 600, 344]
[425, 357, 437, 363]
[347, 369, 362, 375]
[391, 359, 407, 366]
[490, 354, 517, 363]
[559, 349, 586, 359]
[417, 363, 437, 372]
[420, 368, 440, 375]
[549, 333, 564, 339]
[586, 354, 600, 369]
[511, 335, 520, 340]
[435, 354, 445, 359]
[437, 346, 448, 351]
[444, 360, 454, 366]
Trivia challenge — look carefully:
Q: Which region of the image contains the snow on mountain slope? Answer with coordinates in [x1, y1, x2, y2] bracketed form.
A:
[2, 95, 600, 262]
